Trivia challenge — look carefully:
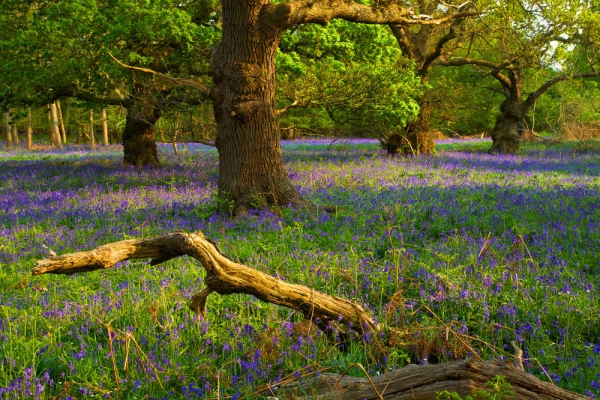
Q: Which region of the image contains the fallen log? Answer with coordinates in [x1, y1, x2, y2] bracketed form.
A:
[31, 230, 588, 399]
[32, 230, 377, 334]
[275, 359, 588, 400]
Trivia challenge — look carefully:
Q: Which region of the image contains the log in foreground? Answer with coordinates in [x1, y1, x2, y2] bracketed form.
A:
[32, 230, 377, 333]
[32, 231, 588, 399]
[276, 359, 588, 400]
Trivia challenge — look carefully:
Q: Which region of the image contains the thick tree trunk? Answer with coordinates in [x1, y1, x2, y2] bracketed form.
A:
[121, 103, 162, 167]
[4, 112, 13, 150]
[210, 0, 303, 215]
[488, 98, 524, 154]
[403, 99, 434, 155]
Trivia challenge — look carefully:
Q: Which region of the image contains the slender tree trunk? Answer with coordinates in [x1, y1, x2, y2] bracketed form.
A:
[57, 100, 67, 144]
[102, 109, 109, 146]
[12, 123, 18, 145]
[26, 109, 33, 150]
[4, 112, 13, 150]
[47, 106, 55, 146]
[488, 97, 524, 154]
[89, 109, 95, 149]
[210, 0, 303, 215]
[121, 103, 161, 167]
[50, 103, 63, 149]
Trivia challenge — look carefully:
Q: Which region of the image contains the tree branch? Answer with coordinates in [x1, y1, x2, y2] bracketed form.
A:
[263, 1, 478, 30]
[437, 57, 513, 71]
[523, 70, 600, 110]
[32, 231, 378, 334]
[108, 53, 212, 97]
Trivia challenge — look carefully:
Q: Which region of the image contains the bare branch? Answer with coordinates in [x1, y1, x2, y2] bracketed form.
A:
[32, 231, 378, 334]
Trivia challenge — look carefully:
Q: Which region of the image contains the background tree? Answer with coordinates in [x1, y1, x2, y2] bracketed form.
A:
[436, 0, 600, 153]
[387, 0, 480, 141]
[203, 1, 473, 215]
[276, 20, 423, 138]
[0, 0, 219, 165]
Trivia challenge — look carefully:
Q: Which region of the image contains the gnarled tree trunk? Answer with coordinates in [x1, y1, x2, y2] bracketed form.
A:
[122, 100, 162, 168]
[209, 0, 303, 215]
[488, 97, 524, 154]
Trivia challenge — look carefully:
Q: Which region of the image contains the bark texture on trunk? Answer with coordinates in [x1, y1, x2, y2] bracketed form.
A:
[102, 108, 109, 145]
[404, 99, 434, 155]
[210, 0, 303, 215]
[277, 359, 587, 399]
[57, 100, 67, 144]
[488, 97, 523, 154]
[4, 112, 13, 150]
[11, 123, 18, 145]
[89, 109, 95, 149]
[50, 103, 63, 149]
[122, 103, 161, 167]
[26, 109, 32, 150]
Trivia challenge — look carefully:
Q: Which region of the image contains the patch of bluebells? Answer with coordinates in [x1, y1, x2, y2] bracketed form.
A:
[2, 140, 600, 397]
[0, 367, 53, 399]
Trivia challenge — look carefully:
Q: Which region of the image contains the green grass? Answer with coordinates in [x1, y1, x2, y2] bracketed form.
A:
[1, 139, 600, 398]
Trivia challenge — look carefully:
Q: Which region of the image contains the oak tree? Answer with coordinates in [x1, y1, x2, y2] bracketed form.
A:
[201, 1, 473, 214]
[437, 0, 600, 153]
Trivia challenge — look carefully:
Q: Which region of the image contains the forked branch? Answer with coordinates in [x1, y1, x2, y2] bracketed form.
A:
[32, 230, 378, 334]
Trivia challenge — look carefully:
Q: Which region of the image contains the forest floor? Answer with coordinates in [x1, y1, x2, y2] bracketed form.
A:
[1, 138, 600, 399]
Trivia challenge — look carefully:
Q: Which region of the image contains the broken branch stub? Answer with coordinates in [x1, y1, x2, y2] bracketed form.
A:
[32, 231, 378, 333]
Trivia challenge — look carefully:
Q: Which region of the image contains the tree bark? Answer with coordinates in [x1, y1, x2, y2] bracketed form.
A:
[31, 230, 377, 334]
[209, 0, 303, 215]
[11, 121, 18, 145]
[89, 109, 95, 149]
[102, 108, 109, 146]
[121, 101, 162, 167]
[276, 359, 588, 400]
[26, 109, 32, 150]
[57, 100, 67, 144]
[488, 97, 524, 154]
[50, 103, 63, 149]
[47, 106, 55, 147]
[4, 112, 13, 150]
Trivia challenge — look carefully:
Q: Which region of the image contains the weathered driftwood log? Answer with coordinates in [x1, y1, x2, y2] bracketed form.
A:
[32, 230, 378, 333]
[275, 359, 588, 400]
